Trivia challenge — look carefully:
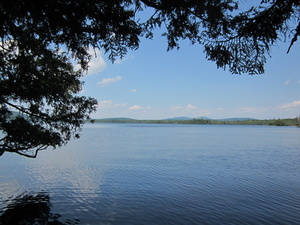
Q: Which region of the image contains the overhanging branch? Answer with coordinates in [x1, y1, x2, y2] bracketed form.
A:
[287, 21, 300, 53]
[0, 144, 48, 158]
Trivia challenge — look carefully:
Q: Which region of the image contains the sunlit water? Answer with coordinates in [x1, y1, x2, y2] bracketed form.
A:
[1, 124, 300, 224]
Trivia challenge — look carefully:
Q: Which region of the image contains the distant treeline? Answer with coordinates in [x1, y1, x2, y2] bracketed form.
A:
[91, 118, 300, 127]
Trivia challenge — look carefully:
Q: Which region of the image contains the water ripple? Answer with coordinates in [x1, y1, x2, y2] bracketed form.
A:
[1, 124, 300, 224]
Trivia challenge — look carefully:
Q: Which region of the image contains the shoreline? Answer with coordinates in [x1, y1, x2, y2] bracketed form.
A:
[88, 117, 299, 127]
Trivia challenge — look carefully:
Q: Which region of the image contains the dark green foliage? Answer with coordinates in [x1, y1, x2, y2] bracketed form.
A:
[140, 0, 300, 74]
[1, 0, 299, 157]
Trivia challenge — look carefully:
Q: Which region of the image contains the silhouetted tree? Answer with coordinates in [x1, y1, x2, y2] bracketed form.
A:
[139, 0, 300, 74]
[1, 0, 299, 157]
[0, 193, 79, 224]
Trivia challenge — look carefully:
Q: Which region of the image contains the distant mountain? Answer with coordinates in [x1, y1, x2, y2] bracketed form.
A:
[162, 117, 192, 121]
[217, 118, 255, 121]
[195, 117, 212, 120]
[163, 117, 213, 121]
[93, 117, 257, 122]
[90, 117, 298, 126]
[95, 117, 137, 121]
[162, 117, 255, 121]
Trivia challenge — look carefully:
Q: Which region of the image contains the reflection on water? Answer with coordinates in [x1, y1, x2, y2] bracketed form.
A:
[0, 124, 300, 224]
[0, 192, 79, 225]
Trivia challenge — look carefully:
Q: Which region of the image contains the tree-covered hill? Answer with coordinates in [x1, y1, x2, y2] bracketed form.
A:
[91, 117, 300, 127]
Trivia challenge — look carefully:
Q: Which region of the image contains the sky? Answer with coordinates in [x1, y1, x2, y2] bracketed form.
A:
[79, 8, 300, 120]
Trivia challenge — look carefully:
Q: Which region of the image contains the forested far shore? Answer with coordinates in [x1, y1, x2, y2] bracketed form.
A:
[90, 118, 300, 127]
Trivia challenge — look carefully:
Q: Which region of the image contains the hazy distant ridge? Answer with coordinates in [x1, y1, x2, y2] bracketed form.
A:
[147, 117, 254, 121]
[93, 117, 267, 122]
[91, 117, 299, 126]
[95, 117, 137, 121]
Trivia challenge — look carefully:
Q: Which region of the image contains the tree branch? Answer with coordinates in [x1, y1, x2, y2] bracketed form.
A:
[4, 101, 57, 123]
[16, 150, 39, 158]
[0, 144, 48, 158]
[287, 21, 300, 53]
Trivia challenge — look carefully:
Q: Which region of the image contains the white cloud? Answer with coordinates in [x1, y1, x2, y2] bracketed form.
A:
[128, 105, 142, 111]
[284, 79, 291, 85]
[234, 107, 270, 117]
[97, 100, 127, 109]
[238, 107, 261, 114]
[115, 57, 127, 65]
[169, 105, 213, 118]
[98, 75, 122, 87]
[75, 48, 107, 76]
[171, 106, 183, 110]
[114, 55, 134, 64]
[278, 100, 300, 109]
[130, 89, 137, 93]
[187, 104, 197, 109]
[87, 56, 106, 76]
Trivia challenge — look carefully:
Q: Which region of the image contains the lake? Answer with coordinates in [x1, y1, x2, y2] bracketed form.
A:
[0, 123, 300, 224]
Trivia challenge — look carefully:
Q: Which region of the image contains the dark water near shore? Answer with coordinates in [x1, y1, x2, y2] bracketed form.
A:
[0, 124, 300, 224]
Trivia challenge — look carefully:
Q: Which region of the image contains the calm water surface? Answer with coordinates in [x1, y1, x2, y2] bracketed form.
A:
[0, 124, 300, 224]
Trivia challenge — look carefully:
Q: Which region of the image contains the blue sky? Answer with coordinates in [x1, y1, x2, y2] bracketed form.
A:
[79, 9, 300, 120]
[80, 36, 300, 120]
